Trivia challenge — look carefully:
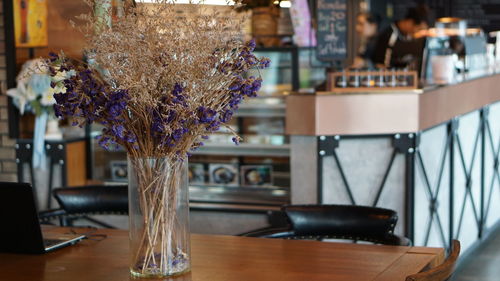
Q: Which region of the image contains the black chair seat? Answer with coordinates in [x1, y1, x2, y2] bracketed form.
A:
[39, 185, 128, 228]
[241, 204, 411, 246]
[53, 185, 128, 214]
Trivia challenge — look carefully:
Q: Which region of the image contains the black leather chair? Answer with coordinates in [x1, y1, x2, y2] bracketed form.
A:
[39, 185, 128, 228]
[241, 204, 411, 246]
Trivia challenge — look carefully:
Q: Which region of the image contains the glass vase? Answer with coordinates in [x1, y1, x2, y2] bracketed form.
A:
[128, 157, 190, 278]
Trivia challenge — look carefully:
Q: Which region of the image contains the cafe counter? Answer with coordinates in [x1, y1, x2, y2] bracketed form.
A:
[286, 73, 500, 255]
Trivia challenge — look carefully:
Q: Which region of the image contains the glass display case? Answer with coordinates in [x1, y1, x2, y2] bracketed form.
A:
[297, 47, 331, 91]
[89, 47, 328, 208]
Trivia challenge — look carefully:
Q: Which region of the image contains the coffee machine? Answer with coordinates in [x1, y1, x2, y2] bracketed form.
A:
[421, 18, 487, 85]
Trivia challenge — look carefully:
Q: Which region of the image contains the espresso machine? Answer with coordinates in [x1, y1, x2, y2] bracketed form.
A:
[421, 18, 487, 85]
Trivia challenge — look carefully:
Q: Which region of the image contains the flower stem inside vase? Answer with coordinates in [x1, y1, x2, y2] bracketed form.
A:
[128, 157, 190, 278]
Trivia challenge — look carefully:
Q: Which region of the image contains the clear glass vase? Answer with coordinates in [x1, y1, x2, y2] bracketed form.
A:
[128, 157, 190, 278]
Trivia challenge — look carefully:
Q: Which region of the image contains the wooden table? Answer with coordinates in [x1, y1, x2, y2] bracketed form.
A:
[0, 228, 444, 281]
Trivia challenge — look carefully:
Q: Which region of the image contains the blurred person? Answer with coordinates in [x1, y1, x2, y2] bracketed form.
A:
[352, 12, 380, 68]
[373, 4, 430, 68]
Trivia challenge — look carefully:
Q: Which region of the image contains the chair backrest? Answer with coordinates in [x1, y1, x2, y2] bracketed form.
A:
[405, 240, 461, 281]
[283, 204, 400, 244]
[53, 185, 128, 214]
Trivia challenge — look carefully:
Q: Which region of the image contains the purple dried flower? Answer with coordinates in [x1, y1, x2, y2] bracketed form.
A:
[228, 92, 243, 109]
[97, 135, 111, 149]
[259, 58, 271, 69]
[167, 110, 177, 123]
[112, 125, 125, 138]
[172, 128, 189, 141]
[191, 141, 204, 151]
[252, 78, 262, 91]
[206, 120, 220, 132]
[151, 120, 163, 134]
[197, 106, 217, 124]
[240, 82, 253, 97]
[167, 83, 188, 106]
[228, 81, 241, 91]
[247, 39, 256, 51]
[172, 83, 183, 95]
[220, 109, 234, 123]
[51, 63, 137, 150]
[48, 52, 59, 62]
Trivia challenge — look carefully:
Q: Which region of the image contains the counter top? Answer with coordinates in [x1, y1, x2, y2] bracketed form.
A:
[286, 74, 500, 135]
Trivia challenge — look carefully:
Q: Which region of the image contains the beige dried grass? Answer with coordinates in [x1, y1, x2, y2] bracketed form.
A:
[70, 0, 261, 160]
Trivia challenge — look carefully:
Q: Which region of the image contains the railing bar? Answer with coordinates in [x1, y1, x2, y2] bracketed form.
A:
[417, 152, 434, 199]
[372, 150, 397, 207]
[434, 133, 452, 197]
[454, 191, 468, 239]
[332, 151, 357, 205]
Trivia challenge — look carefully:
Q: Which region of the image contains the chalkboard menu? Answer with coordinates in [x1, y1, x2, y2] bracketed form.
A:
[452, 2, 500, 33]
[316, 0, 347, 61]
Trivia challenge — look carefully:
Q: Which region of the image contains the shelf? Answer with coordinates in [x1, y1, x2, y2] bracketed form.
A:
[189, 202, 281, 213]
[99, 182, 289, 206]
[254, 46, 298, 52]
[192, 143, 290, 157]
[235, 103, 286, 118]
[91, 137, 289, 157]
[189, 185, 289, 206]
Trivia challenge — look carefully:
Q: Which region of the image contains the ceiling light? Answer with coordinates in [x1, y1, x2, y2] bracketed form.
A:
[280, 1, 291, 8]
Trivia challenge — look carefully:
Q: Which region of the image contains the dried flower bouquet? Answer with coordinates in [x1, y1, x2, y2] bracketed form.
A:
[47, 0, 269, 277]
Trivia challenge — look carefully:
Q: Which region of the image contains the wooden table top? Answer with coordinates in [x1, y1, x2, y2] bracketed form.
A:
[0, 228, 444, 281]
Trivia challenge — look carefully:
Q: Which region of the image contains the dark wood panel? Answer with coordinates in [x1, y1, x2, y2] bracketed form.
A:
[16, 0, 89, 63]
[66, 140, 87, 186]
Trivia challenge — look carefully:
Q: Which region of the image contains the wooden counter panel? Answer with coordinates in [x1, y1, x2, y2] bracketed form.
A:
[285, 95, 317, 135]
[287, 93, 419, 135]
[419, 74, 500, 130]
[315, 94, 419, 135]
[286, 74, 500, 135]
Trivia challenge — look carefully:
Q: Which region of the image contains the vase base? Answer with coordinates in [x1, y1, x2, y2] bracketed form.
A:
[130, 252, 190, 279]
[130, 267, 191, 279]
